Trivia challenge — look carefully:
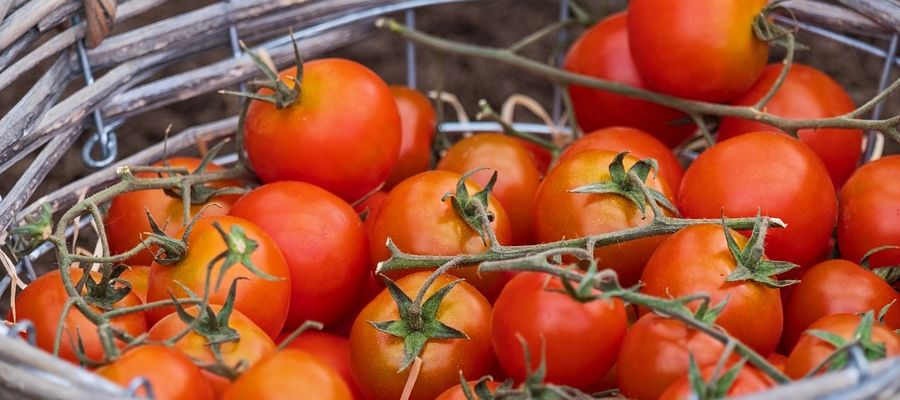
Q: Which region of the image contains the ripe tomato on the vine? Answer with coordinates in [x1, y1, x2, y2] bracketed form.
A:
[96, 345, 214, 400]
[278, 331, 364, 399]
[435, 379, 501, 400]
[838, 156, 900, 269]
[119, 265, 150, 303]
[385, 86, 437, 188]
[223, 350, 353, 400]
[658, 364, 774, 400]
[354, 190, 388, 240]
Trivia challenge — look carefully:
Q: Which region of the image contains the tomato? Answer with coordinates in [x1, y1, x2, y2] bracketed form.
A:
[515, 138, 553, 173]
[96, 345, 214, 400]
[354, 190, 388, 240]
[9, 269, 146, 364]
[558, 126, 685, 193]
[782, 259, 900, 350]
[145, 216, 291, 338]
[784, 313, 900, 379]
[617, 314, 728, 400]
[718, 64, 862, 189]
[243, 59, 401, 202]
[229, 181, 369, 329]
[385, 86, 437, 188]
[659, 364, 773, 400]
[435, 379, 501, 400]
[492, 272, 627, 389]
[349, 272, 494, 400]
[533, 150, 674, 286]
[678, 132, 836, 269]
[768, 353, 788, 372]
[627, 0, 769, 102]
[369, 170, 513, 299]
[105, 157, 238, 266]
[437, 133, 542, 244]
[224, 349, 352, 400]
[564, 12, 694, 147]
[119, 265, 149, 303]
[838, 156, 900, 269]
[278, 331, 363, 399]
[640, 224, 784, 356]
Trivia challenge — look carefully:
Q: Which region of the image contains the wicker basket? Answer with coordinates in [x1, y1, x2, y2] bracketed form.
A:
[0, 0, 898, 398]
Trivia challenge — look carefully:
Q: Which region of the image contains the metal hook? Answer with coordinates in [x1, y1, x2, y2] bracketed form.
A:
[73, 15, 118, 168]
[124, 376, 156, 400]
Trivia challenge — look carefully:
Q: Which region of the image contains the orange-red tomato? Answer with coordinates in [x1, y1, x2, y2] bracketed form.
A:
[617, 314, 728, 400]
[782, 259, 900, 350]
[515, 138, 553, 173]
[229, 181, 369, 329]
[533, 150, 674, 286]
[279, 331, 363, 399]
[564, 12, 694, 147]
[784, 313, 900, 379]
[96, 345, 214, 400]
[435, 379, 501, 400]
[385, 86, 436, 188]
[768, 353, 788, 372]
[243, 59, 401, 202]
[640, 224, 784, 356]
[10, 269, 146, 364]
[105, 157, 238, 266]
[658, 364, 774, 400]
[718, 64, 862, 189]
[223, 350, 353, 400]
[145, 216, 290, 338]
[354, 190, 388, 240]
[369, 170, 513, 299]
[558, 126, 685, 193]
[437, 133, 542, 245]
[838, 156, 900, 269]
[349, 272, 494, 400]
[628, 0, 769, 102]
[119, 266, 150, 303]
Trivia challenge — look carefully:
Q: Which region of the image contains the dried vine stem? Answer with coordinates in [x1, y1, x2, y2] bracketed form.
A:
[375, 18, 900, 143]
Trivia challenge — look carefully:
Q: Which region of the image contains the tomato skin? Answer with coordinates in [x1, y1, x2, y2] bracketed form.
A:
[782, 259, 900, 351]
[105, 157, 237, 266]
[768, 353, 788, 372]
[492, 272, 627, 389]
[438, 133, 542, 245]
[658, 364, 773, 400]
[640, 224, 784, 356]
[617, 314, 728, 400]
[10, 269, 146, 364]
[228, 181, 369, 329]
[354, 190, 388, 240]
[119, 266, 150, 303]
[719, 64, 862, 189]
[369, 170, 513, 299]
[224, 349, 352, 400]
[558, 126, 685, 194]
[278, 331, 364, 399]
[564, 12, 694, 148]
[349, 272, 494, 400]
[838, 156, 900, 269]
[243, 59, 402, 202]
[385, 86, 436, 188]
[784, 313, 900, 379]
[435, 380, 501, 400]
[533, 150, 674, 287]
[678, 132, 837, 269]
[145, 216, 291, 338]
[627, 0, 769, 102]
[515, 138, 553, 173]
[96, 345, 214, 400]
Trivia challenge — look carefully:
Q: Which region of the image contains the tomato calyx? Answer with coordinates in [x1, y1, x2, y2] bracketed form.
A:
[7, 203, 53, 257]
[685, 355, 749, 400]
[143, 210, 189, 266]
[860, 246, 900, 286]
[568, 152, 678, 217]
[722, 213, 799, 288]
[209, 222, 280, 291]
[161, 143, 246, 205]
[457, 372, 503, 400]
[221, 34, 303, 109]
[805, 311, 888, 374]
[369, 276, 468, 371]
[78, 264, 134, 311]
[442, 168, 499, 245]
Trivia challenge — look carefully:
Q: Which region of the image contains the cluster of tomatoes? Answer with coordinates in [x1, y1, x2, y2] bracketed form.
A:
[5, 0, 900, 399]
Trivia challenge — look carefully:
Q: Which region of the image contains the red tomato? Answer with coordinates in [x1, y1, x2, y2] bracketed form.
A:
[678, 132, 836, 269]
[533, 150, 674, 286]
[435, 379, 501, 400]
[369, 170, 513, 299]
[617, 314, 728, 400]
[640, 224, 784, 356]
[437, 133, 542, 244]
[718, 64, 862, 189]
[782, 259, 900, 350]
[243, 59, 402, 202]
[784, 313, 900, 379]
[564, 12, 694, 147]
[229, 181, 369, 329]
[10, 269, 146, 364]
[119, 265, 149, 303]
[105, 157, 237, 266]
[515, 138, 553, 173]
[96, 345, 214, 400]
[838, 156, 900, 269]
[354, 190, 388, 240]
[385, 86, 436, 188]
[768, 353, 788, 372]
[145, 216, 291, 338]
[278, 331, 364, 399]
[659, 364, 774, 400]
[492, 272, 627, 389]
[628, 0, 769, 102]
[223, 349, 352, 400]
[349, 272, 494, 400]
[558, 126, 685, 193]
